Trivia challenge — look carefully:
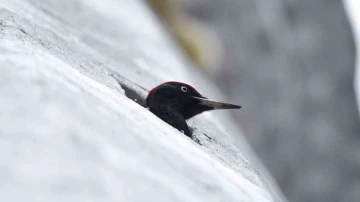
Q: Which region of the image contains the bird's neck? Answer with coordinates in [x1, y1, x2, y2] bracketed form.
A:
[149, 104, 191, 137]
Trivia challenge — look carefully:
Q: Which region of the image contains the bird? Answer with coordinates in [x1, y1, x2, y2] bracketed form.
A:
[146, 81, 241, 137]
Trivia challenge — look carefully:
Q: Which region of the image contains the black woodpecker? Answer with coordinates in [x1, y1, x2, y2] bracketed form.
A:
[146, 81, 241, 137]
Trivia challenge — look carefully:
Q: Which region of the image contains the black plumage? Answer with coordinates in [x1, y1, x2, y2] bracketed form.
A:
[146, 81, 241, 137]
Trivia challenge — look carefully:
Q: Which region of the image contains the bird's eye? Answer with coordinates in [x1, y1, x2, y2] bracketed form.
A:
[180, 86, 188, 92]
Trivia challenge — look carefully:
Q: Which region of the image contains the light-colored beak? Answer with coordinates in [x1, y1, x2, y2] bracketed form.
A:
[192, 96, 241, 109]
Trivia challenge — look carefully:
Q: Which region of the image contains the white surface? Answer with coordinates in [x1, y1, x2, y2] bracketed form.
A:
[344, 0, 360, 114]
[0, 0, 284, 201]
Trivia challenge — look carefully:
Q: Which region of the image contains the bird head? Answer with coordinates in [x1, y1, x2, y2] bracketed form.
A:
[146, 81, 241, 120]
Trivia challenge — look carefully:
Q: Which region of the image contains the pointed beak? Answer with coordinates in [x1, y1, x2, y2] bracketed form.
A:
[192, 96, 241, 110]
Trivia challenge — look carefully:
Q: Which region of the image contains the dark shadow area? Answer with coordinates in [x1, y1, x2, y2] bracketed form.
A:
[111, 72, 148, 107]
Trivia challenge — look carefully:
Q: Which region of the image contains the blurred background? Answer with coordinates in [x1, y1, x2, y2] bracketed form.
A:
[146, 0, 360, 202]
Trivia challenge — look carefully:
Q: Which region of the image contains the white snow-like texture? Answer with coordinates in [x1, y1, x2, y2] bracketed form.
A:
[0, 0, 286, 202]
[344, 0, 360, 114]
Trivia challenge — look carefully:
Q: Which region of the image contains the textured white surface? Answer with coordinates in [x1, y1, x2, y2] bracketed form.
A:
[344, 0, 360, 114]
[0, 0, 284, 201]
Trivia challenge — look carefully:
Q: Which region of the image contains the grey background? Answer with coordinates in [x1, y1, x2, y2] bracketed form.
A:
[181, 0, 360, 202]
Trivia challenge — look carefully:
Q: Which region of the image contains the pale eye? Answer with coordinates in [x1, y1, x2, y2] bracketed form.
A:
[180, 86, 188, 92]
